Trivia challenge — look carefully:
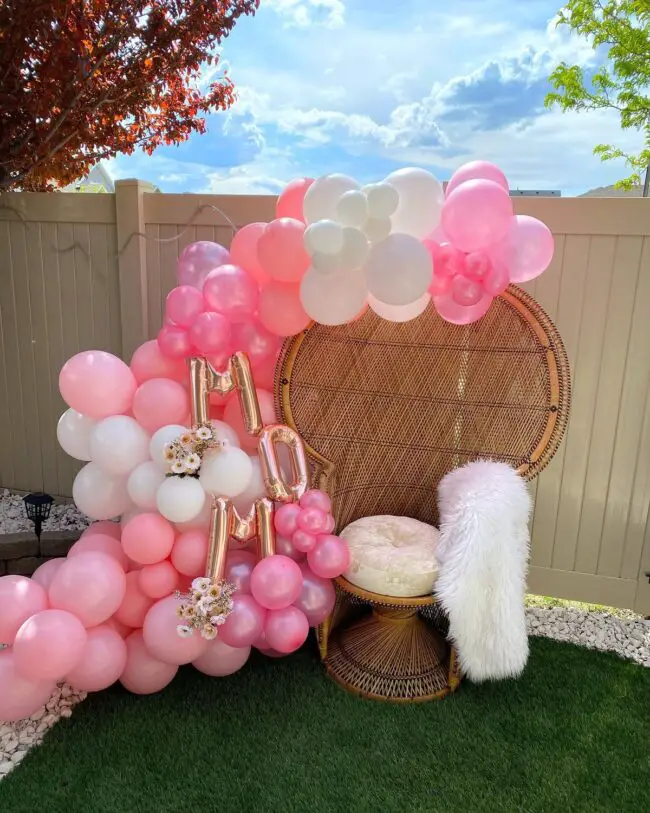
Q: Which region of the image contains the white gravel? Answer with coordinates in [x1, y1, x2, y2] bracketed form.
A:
[0, 489, 89, 534]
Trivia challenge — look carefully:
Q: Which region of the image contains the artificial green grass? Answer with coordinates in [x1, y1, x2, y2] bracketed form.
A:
[1, 637, 648, 813]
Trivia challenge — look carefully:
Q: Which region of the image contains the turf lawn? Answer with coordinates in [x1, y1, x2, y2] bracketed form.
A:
[1, 636, 648, 813]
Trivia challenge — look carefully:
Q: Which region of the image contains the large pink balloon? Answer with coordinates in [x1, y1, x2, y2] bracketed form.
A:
[223, 388, 276, 451]
[14, 609, 87, 681]
[157, 324, 193, 360]
[131, 339, 188, 385]
[114, 571, 155, 628]
[295, 563, 336, 626]
[0, 649, 55, 722]
[225, 550, 257, 594]
[122, 513, 176, 565]
[446, 161, 509, 197]
[441, 180, 514, 253]
[219, 594, 266, 648]
[257, 219, 310, 283]
[274, 503, 302, 537]
[132, 378, 190, 434]
[230, 318, 281, 365]
[189, 311, 231, 355]
[307, 534, 351, 579]
[0, 575, 48, 645]
[258, 281, 311, 337]
[49, 552, 126, 628]
[80, 520, 122, 540]
[142, 595, 208, 665]
[192, 637, 251, 677]
[138, 560, 179, 599]
[489, 215, 555, 283]
[230, 223, 269, 285]
[250, 555, 303, 610]
[165, 285, 206, 328]
[264, 606, 309, 654]
[68, 533, 130, 570]
[120, 630, 178, 694]
[433, 290, 493, 325]
[59, 351, 137, 419]
[65, 624, 128, 692]
[177, 241, 231, 290]
[31, 557, 65, 592]
[203, 265, 259, 323]
[171, 530, 208, 577]
[276, 178, 314, 222]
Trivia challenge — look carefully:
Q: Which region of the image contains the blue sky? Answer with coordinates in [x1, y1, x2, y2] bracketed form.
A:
[107, 0, 639, 196]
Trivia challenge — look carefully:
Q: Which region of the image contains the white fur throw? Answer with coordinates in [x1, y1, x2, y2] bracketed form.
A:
[435, 460, 532, 682]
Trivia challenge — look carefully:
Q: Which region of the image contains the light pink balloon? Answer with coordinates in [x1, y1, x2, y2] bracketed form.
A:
[104, 616, 134, 638]
[188, 311, 231, 355]
[251, 355, 278, 391]
[122, 513, 176, 566]
[257, 218, 310, 283]
[297, 507, 330, 535]
[120, 629, 178, 694]
[203, 265, 259, 323]
[276, 178, 314, 222]
[275, 534, 305, 562]
[138, 561, 179, 599]
[230, 318, 281, 365]
[446, 160, 509, 197]
[292, 529, 317, 553]
[192, 637, 251, 677]
[114, 571, 155, 628]
[0, 649, 55, 722]
[165, 285, 206, 328]
[0, 575, 49, 645]
[65, 624, 128, 692]
[142, 595, 208, 665]
[14, 609, 87, 681]
[295, 562, 336, 626]
[49, 552, 126, 628]
[80, 520, 122, 540]
[451, 275, 483, 307]
[225, 550, 257, 594]
[299, 489, 332, 514]
[442, 180, 514, 254]
[433, 290, 494, 325]
[258, 281, 311, 337]
[32, 558, 65, 593]
[250, 555, 303, 610]
[157, 324, 193, 360]
[171, 530, 208, 577]
[264, 606, 309, 654]
[307, 534, 351, 579]
[59, 351, 137, 420]
[132, 377, 190, 434]
[131, 339, 188, 385]
[68, 533, 130, 570]
[223, 388, 276, 451]
[274, 503, 302, 537]
[483, 261, 510, 296]
[429, 272, 452, 297]
[177, 241, 231, 290]
[219, 594, 266, 648]
[230, 223, 269, 285]
[489, 214, 555, 283]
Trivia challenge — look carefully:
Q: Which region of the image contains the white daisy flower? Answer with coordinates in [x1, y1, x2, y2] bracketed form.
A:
[201, 625, 218, 641]
[195, 426, 213, 441]
[192, 577, 212, 593]
[197, 596, 215, 615]
[171, 460, 187, 475]
[185, 453, 201, 471]
[176, 625, 193, 639]
[210, 614, 227, 627]
[179, 432, 194, 447]
[163, 445, 176, 462]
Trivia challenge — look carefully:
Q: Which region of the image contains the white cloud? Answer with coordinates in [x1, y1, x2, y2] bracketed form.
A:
[264, 0, 345, 28]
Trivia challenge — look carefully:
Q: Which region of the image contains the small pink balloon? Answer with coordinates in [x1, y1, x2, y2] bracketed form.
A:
[230, 223, 269, 285]
[171, 530, 208, 577]
[203, 264, 259, 322]
[157, 324, 193, 359]
[165, 285, 205, 328]
[31, 558, 65, 592]
[65, 624, 128, 692]
[223, 388, 276, 451]
[120, 629, 178, 694]
[258, 281, 311, 337]
[299, 489, 332, 513]
[264, 606, 310, 654]
[0, 575, 49, 645]
[122, 513, 176, 566]
[429, 241, 463, 278]
[442, 179, 514, 254]
[297, 507, 330, 535]
[295, 563, 336, 626]
[59, 351, 137, 419]
[446, 160, 509, 197]
[138, 561, 179, 599]
[429, 272, 452, 297]
[225, 550, 257, 594]
[275, 534, 305, 562]
[274, 503, 302, 537]
[257, 218, 310, 283]
[49, 552, 127, 628]
[292, 529, 317, 553]
[114, 571, 155, 628]
[219, 594, 266, 648]
[230, 318, 281, 365]
[276, 178, 314, 222]
[451, 275, 483, 307]
[0, 649, 55, 722]
[250, 555, 303, 610]
[132, 377, 190, 434]
[188, 311, 231, 355]
[192, 637, 251, 677]
[324, 514, 336, 533]
[80, 520, 122, 540]
[483, 261, 510, 296]
[433, 291, 494, 325]
[131, 339, 188, 385]
[14, 609, 87, 681]
[142, 595, 208, 665]
[177, 241, 231, 290]
[68, 533, 130, 570]
[307, 534, 351, 579]
[489, 214, 555, 283]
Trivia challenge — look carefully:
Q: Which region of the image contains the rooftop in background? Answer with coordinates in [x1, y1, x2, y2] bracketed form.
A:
[580, 185, 644, 198]
[510, 190, 561, 197]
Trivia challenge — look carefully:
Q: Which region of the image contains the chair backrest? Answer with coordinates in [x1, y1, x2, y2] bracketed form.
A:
[275, 287, 571, 530]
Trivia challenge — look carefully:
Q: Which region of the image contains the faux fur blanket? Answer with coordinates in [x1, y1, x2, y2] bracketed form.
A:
[435, 461, 532, 682]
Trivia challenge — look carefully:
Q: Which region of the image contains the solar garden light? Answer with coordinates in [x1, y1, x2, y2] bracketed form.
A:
[23, 492, 54, 540]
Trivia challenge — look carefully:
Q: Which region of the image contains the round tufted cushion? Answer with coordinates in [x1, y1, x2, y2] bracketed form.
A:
[340, 515, 440, 597]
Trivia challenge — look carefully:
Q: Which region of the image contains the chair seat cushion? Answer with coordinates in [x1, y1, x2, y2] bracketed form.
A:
[340, 515, 440, 597]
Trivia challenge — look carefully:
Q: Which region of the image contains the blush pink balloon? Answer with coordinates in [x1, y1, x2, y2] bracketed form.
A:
[276, 178, 314, 222]
[230, 318, 281, 364]
[122, 513, 176, 566]
[193, 637, 251, 677]
[165, 285, 206, 328]
[258, 281, 311, 337]
[442, 179, 514, 254]
[295, 563, 336, 626]
[451, 275, 483, 307]
[120, 629, 178, 694]
[104, 616, 133, 638]
[31, 558, 65, 593]
[218, 594, 266, 648]
[177, 241, 231, 290]
[59, 351, 137, 419]
[80, 520, 122, 540]
[65, 624, 128, 692]
[138, 561, 179, 599]
[299, 489, 332, 514]
[297, 507, 330, 535]
[223, 388, 276, 451]
[14, 609, 87, 681]
[0, 575, 49, 645]
[257, 218, 310, 283]
[225, 550, 257, 594]
[114, 571, 155, 628]
[132, 378, 190, 434]
[429, 273, 452, 297]
[68, 533, 130, 570]
[203, 265, 259, 323]
[274, 503, 302, 537]
[157, 324, 193, 360]
[188, 311, 231, 355]
[250, 555, 303, 610]
[264, 606, 310, 654]
[230, 223, 269, 285]
[171, 530, 208, 577]
[307, 534, 351, 579]
[142, 595, 208, 665]
[433, 291, 493, 325]
[0, 649, 55, 722]
[131, 339, 188, 385]
[488, 214, 555, 283]
[251, 356, 278, 391]
[49, 551, 127, 627]
[445, 160, 509, 197]
[292, 529, 317, 553]
[275, 534, 305, 562]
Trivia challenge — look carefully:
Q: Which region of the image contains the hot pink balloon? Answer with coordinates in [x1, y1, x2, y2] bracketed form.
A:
[224, 388, 276, 451]
[0, 649, 55, 722]
[257, 218, 310, 283]
[442, 180, 514, 254]
[165, 285, 205, 328]
[218, 594, 266, 648]
[188, 311, 231, 355]
[230, 223, 269, 285]
[14, 609, 87, 681]
[138, 561, 179, 599]
[122, 513, 176, 566]
[65, 624, 128, 692]
[0, 575, 49, 645]
[157, 324, 193, 360]
[193, 637, 251, 676]
[451, 275, 483, 307]
[275, 534, 305, 562]
[120, 629, 178, 694]
[427, 241, 463, 279]
[132, 377, 190, 434]
[68, 533, 130, 570]
[250, 555, 303, 610]
[49, 552, 126, 627]
[489, 214, 555, 283]
[462, 252, 491, 282]
[225, 550, 257, 594]
[292, 529, 317, 553]
[177, 241, 231, 290]
[114, 571, 155, 628]
[433, 291, 493, 325]
[297, 507, 330, 535]
[80, 520, 122, 540]
[59, 351, 137, 419]
[307, 534, 351, 579]
[295, 563, 336, 626]
[274, 503, 302, 537]
[264, 606, 309, 654]
[131, 339, 188, 384]
[142, 595, 208, 665]
[171, 530, 208, 577]
[277, 178, 314, 222]
[258, 281, 311, 337]
[299, 489, 332, 514]
[203, 264, 259, 323]
[230, 318, 281, 364]
[446, 160, 509, 197]
[31, 557, 65, 593]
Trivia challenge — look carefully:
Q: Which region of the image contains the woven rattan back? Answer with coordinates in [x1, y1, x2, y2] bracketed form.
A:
[275, 286, 570, 530]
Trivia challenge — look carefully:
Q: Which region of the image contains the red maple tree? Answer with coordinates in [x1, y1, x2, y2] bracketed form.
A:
[0, 0, 259, 190]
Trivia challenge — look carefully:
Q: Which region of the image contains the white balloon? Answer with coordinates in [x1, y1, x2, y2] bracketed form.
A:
[199, 447, 253, 499]
[127, 461, 166, 510]
[73, 462, 131, 521]
[385, 168, 444, 238]
[157, 476, 206, 524]
[174, 496, 212, 533]
[364, 183, 400, 219]
[303, 174, 360, 224]
[210, 420, 240, 449]
[312, 251, 344, 275]
[363, 217, 392, 244]
[364, 234, 433, 306]
[340, 228, 370, 270]
[57, 409, 96, 461]
[232, 456, 267, 517]
[336, 190, 368, 228]
[149, 424, 189, 472]
[90, 415, 150, 476]
[304, 220, 344, 256]
[369, 292, 431, 322]
[300, 266, 368, 326]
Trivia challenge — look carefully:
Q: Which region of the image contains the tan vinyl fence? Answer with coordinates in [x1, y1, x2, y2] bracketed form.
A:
[1, 181, 649, 613]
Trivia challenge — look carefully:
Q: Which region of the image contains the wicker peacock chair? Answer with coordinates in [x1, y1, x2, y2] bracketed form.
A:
[275, 286, 571, 703]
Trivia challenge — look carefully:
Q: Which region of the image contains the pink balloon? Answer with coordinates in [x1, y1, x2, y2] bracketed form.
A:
[429, 273, 452, 297]
[292, 529, 317, 553]
[165, 285, 205, 328]
[49, 552, 127, 627]
[224, 388, 276, 451]
[65, 624, 128, 692]
[275, 534, 305, 562]
[138, 561, 179, 599]
[489, 214, 555, 283]
[264, 606, 309, 654]
[177, 241, 231, 290]
[258, 281, 311, 337]
[104, 616, 133, 638]
[171, 530, 208, 577]
[203, 264, 259, 323]
[428, 241, 463, 278]
[230, 223, 269, 285]
[32, 557, 65, 593]
[0, 649, 55, 722]
[0, 575, 49, 645]
[483, 261, 510, 296]
[120, 629, 178, 694]
[274, 503, 302, 537]
[122, 513, 176, 566]
[295, 563, 336, 626]
[442, 180, 514, 254]
[250, 355, 278, 391]
[59, 351, 137, 420]
[250, 555, 303, 610]
[131, 339, 188, 385]
[225, 550, 257, 594]
[114, 571, 155, 628]
[276, 178, 314, 222]
[230, 318, 281, 365]
[157, 324, 193, 360]
[257, 218, 310, 283]
[219, 594, 266, 648]
[299, 489, 332, 514]
[433, 290, 494, 325]
[142, 595, 208, 665]
[68, 533, 130, 570]
[446, 160, 509, 197]
[188, 311, 231, 355]
[80, 520, 122, 540]
[193, 637, 251, 676]
[462, 252, 492, 281]
[297, 507, 330, 535]
[307, 534, 351, 579]
[14, 609, 87, 681]
[451, 275, 483, 307]
[132, 377, 190, 434]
